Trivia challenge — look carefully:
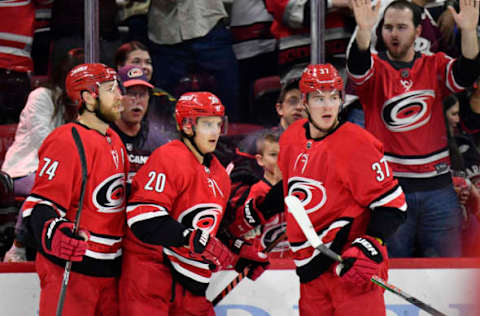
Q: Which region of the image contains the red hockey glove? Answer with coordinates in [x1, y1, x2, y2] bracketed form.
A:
[189, 229, 236, 271]
[229, 198, 267, 237]
[232, 239, 270, 281]
[335, 235, 388, 287]
[41, 218, 89, 262]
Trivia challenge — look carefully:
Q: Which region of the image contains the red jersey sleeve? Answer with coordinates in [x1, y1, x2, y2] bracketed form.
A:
[336, 128, 407, 211]
[126, 146, 183, 227]
[29, 127, 83, 215]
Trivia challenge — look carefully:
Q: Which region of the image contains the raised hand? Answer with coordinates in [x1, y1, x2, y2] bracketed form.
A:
[448, 0, 480, 32]
[351, 0, 381, 31]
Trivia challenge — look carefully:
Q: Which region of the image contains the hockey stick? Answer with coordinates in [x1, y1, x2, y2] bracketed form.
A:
[212, 232, 288, 306]
[284, 195, 447, 316]
[56, 127, 88, 316]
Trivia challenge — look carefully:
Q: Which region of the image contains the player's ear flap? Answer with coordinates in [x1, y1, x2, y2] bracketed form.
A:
[182, 123, 194, 137]
[82, 90, 97, 110]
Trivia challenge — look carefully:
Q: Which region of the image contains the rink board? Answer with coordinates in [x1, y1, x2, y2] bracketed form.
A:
[0, 258, 479, 316]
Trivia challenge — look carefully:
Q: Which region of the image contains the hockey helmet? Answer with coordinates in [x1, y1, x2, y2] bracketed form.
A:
[299, 64, 344, 97]
[65, 63, 118, 109]
[175, 91, 225, 131]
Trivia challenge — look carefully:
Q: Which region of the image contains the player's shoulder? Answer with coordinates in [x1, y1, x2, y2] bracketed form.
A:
[280, 119, 307, 144]
[148, 139, 192, 163]
[43, 122, 77, 142]
[336, 122, 383, 151]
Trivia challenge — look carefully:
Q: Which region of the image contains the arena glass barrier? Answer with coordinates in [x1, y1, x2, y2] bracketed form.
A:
[0, 258, 479, 315]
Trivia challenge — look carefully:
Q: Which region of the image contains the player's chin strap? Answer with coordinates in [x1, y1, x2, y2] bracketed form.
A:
[181, 130, 212, 167]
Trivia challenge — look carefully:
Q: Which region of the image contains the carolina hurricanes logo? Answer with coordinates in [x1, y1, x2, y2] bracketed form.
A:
[382, 90, 434, 132]
[178, 203, 223, 234]
[261, 222, 289, 252]
[92, 174, 126, 213]
[287, 177, 327, 214]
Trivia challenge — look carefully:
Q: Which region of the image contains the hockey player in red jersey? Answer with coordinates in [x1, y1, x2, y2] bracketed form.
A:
[22, 63, 129, 316]
[118, 92, 269, 316]
[278, 64, 407, 315]
[348, 0, 480, 257]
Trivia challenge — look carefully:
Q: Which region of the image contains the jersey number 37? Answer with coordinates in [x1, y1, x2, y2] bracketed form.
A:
[371, 157, 390, 182]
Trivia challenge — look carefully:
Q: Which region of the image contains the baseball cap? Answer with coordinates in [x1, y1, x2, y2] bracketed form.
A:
[118, 65, 153, 89]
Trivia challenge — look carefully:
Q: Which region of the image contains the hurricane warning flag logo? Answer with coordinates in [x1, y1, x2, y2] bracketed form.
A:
[178, 203, 223, 234]
[287, 177, 327, 214]
[382, 90, 435, 132]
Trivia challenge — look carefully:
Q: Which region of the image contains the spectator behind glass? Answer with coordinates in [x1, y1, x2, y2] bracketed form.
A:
[348, 0, 480, 257]
[0, 0, 43, 123]
[230, 0, 278, 123]
[2, 48, 85, 263]
[115, 41, 177, 138]
[147, 0, 240, 122]
[49, 0, 121, 68]
[227, 130, 290, 257]
[111, 65, 171, 189]
[344, 0, 460, 129]
[265, 0, 354, 82]
[444, 94, 480, 256]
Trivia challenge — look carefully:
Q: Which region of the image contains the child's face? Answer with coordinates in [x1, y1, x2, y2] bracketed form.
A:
[257, 140, 282, 183]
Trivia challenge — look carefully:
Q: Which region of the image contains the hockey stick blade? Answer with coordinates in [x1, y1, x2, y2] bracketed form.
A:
[285, 195, 447, 316]
[56, 127, 89, 316]
[211, 232, 287, 306]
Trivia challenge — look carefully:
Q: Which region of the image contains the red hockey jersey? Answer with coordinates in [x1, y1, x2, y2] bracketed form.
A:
[349, 52, 465, 178]
[125, 140, 231, 294]
[22, 123, 129, 277]
[0, 0, 49, 72]
[278, 119, 406, 282]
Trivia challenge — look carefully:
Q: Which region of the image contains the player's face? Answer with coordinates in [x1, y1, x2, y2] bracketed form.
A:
[276, 88, 307, 127]
[257, 140, 282, 184]
[121, 85, 150, 125]
[306, 89, 341, 136]
[445, 102, 460, 134]
[193, 116, 223, 154]
[382, 7, 420, 62]
[125, 49, 153, 82]
[98, 80, 124, 122]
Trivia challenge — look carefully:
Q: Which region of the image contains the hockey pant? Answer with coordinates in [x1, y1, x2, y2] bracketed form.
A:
[118, 250, 215, 316]
[299, 269, 386, 316]
[36, 253, 119, 316]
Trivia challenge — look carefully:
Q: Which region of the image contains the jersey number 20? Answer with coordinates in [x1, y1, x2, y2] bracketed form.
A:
[145, 171, 166, 192]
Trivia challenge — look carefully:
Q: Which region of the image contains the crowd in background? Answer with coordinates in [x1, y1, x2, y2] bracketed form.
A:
[0, 0, 479, 263]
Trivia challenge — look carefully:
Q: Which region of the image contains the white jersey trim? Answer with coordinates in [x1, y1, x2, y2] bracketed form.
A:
[85, 248, 122, 260]
[163, 248, 211, 270]
[0, 32, 33, 44]
[126, 204, 168, 227]
[0, 46, 31, 58]
[169, 260, 211, 284]
[89, 235, 122, 246]
[385, 149, 449, 165]
[393, 168, 450, 178]
[369, 186, 407, 211]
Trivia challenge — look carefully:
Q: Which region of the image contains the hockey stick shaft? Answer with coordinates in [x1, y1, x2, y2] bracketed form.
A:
[56, 127, 88, 316]
[285, 196, 447, 316]
[212, 232, 287, 306]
